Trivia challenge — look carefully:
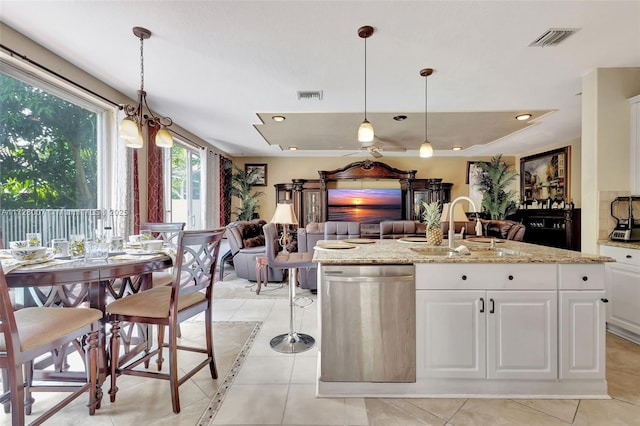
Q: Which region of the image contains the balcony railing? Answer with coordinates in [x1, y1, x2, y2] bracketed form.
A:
[1, 209, 105, 248]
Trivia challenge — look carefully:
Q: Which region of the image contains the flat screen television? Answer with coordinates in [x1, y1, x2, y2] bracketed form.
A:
[327, 188, 403, 224]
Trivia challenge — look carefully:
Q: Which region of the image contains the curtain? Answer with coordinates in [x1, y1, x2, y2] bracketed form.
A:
[205, 149, 219, 228]
[220, 155, 232, 226]
[112, 109, 135, 238]
[146, 123, 164, 224]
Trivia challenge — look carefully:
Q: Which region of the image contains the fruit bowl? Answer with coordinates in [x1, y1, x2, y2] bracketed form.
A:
[11, 247, 48, 261]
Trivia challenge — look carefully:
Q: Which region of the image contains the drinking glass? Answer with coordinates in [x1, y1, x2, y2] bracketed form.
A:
[85, 241, 109, 262]
[26, 232, 42, 247]
[69, 234, 86, 259]
[51, 238, 69, 257]
[109, 236, 124, 252]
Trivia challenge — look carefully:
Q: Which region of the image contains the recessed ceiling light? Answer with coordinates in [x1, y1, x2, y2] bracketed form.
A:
[452, 146, 462, 151]
[393, 115, 407, 121]
[515, 113, 532, 121]
[272, 115, 286, 122]
[288, 146, 298, 151]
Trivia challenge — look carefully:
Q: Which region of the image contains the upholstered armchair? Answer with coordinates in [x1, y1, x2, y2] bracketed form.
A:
[225, 220, 285, 282]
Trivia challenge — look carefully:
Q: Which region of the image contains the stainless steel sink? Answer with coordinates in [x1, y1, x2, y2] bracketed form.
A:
[469, 248, 531, 257]
[410, 246, 530, 258]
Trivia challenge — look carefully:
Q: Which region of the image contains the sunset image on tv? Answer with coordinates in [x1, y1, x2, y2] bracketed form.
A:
[327, 189, 402, 223]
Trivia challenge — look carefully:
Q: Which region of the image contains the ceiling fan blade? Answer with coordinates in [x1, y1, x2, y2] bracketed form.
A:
[370, 149, 383, 158]
[380, 147, 406, 152]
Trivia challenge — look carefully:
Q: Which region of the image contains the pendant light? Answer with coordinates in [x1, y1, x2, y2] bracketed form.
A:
[357, 26, 375, 143]
[119, 27, 174, 149]
[419, 68, 434, 158]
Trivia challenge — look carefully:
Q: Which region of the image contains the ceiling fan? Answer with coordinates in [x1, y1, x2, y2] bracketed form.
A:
[344, 139, 407, 158]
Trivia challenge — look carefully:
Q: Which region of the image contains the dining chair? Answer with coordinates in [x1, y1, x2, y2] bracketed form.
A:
[106, 229, 224, 414]
[0, 265, 102, 426]
[138, 222, 186, 368]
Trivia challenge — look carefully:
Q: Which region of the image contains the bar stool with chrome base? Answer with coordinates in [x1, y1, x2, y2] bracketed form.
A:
[263, 220, 316, 354]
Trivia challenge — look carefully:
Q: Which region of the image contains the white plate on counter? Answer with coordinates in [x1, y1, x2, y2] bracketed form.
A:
[314, 242, 358, 251]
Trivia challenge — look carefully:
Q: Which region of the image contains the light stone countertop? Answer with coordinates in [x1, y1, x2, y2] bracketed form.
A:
[313, 238, 614, 265]
[598, 239, 640, 250]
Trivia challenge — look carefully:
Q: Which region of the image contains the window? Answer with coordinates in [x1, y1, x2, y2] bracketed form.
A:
[1, 60, 111, 210]
[164, 142, 202, 229]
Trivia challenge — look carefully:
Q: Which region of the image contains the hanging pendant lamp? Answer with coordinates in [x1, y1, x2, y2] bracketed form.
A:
[357, 26, 375, 143]
[119, 27, 174, 149]
[419, 68, 434, 158]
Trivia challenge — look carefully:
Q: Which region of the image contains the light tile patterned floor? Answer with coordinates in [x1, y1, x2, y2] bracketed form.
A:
[3, 271, 640, 425]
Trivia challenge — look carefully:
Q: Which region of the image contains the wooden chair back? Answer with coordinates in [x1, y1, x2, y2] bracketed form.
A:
[139, 222, 186, 246]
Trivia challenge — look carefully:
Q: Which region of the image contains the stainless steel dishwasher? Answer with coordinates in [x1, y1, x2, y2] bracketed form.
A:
[320, 264, 415, 383]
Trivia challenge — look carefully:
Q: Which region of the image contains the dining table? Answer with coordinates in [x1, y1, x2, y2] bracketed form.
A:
[1, 249, 173, 404]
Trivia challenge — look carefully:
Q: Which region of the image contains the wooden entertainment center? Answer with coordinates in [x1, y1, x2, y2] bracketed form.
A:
[274, 160, 453, 228]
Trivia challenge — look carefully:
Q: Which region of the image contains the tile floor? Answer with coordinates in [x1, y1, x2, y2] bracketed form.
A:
[3, 271, 640, 425]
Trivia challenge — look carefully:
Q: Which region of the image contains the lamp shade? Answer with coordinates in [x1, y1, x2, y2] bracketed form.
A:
[125, 130, 144, 149]
[119, 118, 140, 141]
[270, 203, 298, 225]
[440, 203, 468, 223]
[155, 127, 174, 148]
[357, 119, 374, 143]
[419, 141, 433, 158]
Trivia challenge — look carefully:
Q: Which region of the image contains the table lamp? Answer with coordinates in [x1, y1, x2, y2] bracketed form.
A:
[270, 203, 298, 254]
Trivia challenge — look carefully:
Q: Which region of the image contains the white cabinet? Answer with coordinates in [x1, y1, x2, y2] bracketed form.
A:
[416, 264, 557, 380]
[558, 264, 607, 379]
[416, 290, 485, 378]
[600, 245, 640, 338]
[487, 291, 557, 380]
[559, 291, 606, 379]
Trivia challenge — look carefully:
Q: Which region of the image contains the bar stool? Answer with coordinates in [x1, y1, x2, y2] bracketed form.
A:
[262, 223, 316, 353]
[255, 255, 268, 295]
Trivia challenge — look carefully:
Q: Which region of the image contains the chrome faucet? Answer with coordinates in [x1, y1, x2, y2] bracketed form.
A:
[448, 196, 478, 249]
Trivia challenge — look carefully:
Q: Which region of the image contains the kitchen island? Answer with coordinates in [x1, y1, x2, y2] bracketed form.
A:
[313, 238, 614, 399]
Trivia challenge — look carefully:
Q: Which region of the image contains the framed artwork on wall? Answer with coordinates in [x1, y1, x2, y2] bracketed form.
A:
[245, 163, 267, 186]
[520, 146, 570, 202]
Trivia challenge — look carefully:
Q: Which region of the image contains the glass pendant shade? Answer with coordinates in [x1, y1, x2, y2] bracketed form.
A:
[358, 119, 374, 143]
[125, 130, 144, 149]
[119, 117, 140, 141]
[419, 140, 433, 158]
[155, 127, 174, 148]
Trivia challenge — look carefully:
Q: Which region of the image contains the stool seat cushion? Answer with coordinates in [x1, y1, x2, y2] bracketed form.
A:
[270, 251, 315, 269]
[107, 286, 204, 319]
[0, 307, 102, 352]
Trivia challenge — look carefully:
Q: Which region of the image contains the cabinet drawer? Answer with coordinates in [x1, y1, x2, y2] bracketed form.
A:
[559, 264, 605, 290]
[600, 245, 640, 267]
[415, 264, 556, 290]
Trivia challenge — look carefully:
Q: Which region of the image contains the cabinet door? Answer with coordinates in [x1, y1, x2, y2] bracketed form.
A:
[606, 262, 640, 335]
[416, 290, 486, 379]
[487, 291, 557, 380]
[559, 291, 606, 379]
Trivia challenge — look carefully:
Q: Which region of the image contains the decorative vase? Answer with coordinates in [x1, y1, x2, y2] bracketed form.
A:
[426, 226, 443, 246]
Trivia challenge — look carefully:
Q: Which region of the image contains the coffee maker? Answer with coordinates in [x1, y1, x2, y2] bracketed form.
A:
[610, 196, 640, 241]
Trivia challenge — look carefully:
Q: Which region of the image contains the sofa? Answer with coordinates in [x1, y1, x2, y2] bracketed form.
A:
[225, 219, 285, 282]
[379, 220, 426, 239]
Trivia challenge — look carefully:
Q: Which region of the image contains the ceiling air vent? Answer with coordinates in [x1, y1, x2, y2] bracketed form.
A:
[297, 90, 323, 100]
[529, 28, 580, 47]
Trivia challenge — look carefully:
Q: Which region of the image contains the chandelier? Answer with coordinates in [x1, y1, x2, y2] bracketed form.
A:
[119, 27, 173, 149]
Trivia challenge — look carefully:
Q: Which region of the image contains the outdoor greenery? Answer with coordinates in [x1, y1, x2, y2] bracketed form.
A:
[474, 154, 518, 220]
[226, 163, 264, 221]
[0, 72, 97, 209]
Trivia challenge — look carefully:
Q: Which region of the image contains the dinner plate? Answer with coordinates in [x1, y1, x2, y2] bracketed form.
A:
[397, 237, 431, 243]
[314, 242, 357, 250]
[124, 249, 165, 255]
[466, 237, 505, 244]
[343, 238, 376, 244]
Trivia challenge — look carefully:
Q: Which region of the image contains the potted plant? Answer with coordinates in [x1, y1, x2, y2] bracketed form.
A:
[474, 154, 518, 220]
[227, 163, 265, 221]
[422, 201, 443, 245]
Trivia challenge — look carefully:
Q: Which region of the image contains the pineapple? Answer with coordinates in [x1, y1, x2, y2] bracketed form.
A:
[422, 201, 443, 246]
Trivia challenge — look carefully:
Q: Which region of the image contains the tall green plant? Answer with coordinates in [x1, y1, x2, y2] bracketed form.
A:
[474, 154, 518, 220]
[226, 163, 265, 221]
